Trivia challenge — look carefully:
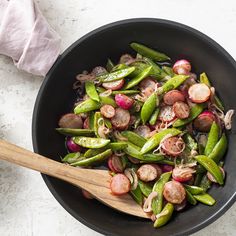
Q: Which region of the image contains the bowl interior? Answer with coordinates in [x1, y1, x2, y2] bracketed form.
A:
[32, 19, 236, 236]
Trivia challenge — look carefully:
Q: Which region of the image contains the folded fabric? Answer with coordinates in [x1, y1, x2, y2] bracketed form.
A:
[0, 0, 61, 76]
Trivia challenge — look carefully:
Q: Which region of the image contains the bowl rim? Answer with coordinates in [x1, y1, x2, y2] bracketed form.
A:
[32, 18, 236, 236]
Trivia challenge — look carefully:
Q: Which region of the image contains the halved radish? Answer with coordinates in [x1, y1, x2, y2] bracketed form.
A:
[110, 174, 131, 195]
[102, 79, 125, 90]
[115, 94, 134, 110]
[173, 59, 191, 75]
[188, 83, 211, 103]
[100, 105, 115, 118]
[193, 111, 215, 132]
[109, 155, 124, 173]
[158, 106, 176, 122]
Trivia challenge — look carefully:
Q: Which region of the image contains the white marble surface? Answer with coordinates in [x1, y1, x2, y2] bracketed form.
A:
[1, 0, 236, 235]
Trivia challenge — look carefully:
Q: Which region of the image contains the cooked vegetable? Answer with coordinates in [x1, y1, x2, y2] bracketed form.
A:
[173, 59, 191, 75]
[188, 83, 211, 103]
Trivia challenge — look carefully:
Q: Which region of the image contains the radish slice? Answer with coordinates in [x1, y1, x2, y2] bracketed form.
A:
[188, 83, 211, 103]
[115, 94, 134, 110]
[110, 174, 131, 195]
[173, 59, 191, 75]
[102, 79, 124, 90]
[110, 155, 124, 173]
[158, 106, 176, 122]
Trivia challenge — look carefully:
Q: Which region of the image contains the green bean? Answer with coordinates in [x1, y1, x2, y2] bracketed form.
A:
[141, 93, 157, 124]
[195, 155, 224, 185]
[106, 58, 114, 72]
[173, 103, 205, 127]
[152, 172, 172, 215]
[193, 193, 216, 206]
[153, 203, 174, 228]
[56, 128, 94, 136]
[121, 131, 146, 147]
[112, 90, 139, 95]
[62, 152, 84, 164]
[71, 149, 112, 167]
[204, 122, 220, 156]
[74, 98, 101, 114]
[99, 95, 117, 107]
[85, 81, 100, 102]
[98, 67, 135, 82]
[130, 42, 170, 61]
[149, 108, 160, 126]
[199, 174, 212, 192]
[138, 180, 153, 197]
[185, 189, 197, 205]
[124, 66, 152, 89]
[73, 137, 110, 149]
[141, 128, 181, 154]
[184, 185, 205, 195]
[130, 184, 143, 206]
[162, 66, 175, 77]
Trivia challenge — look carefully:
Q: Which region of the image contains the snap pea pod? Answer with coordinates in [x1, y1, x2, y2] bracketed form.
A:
[71, 149, 112, 167]
[96, 87, 106, 94]
[200, 72, 224, 111]
[99, 95, 117, 107]
[142, 154, 165, 162]
[134, 116, 141, 129]
[149, 108, 160, 126]
[106, 58, 114, 72]
[141, 128, 181, 154]
[129, 62, 150, 77]
[208, 133, 227, 163]
[138, 180, 153, 197]
[195, 155, 224, 185]
[111, 63, 128, 72]
[158, 75, 189, 94]
[184, 185, 205, 195]
[74, 98, 101, 114]
[111, 90, 139, 95]
[89, 111, 95, 130]
[130, 42, 170, 61]
[56, 128, 94, 136]
[204, 122, 220, 156]
[183, 133, 198, 151]
[162, 66, 175, 77]
[85, 81, 100, 102]
[98, 67, 135, 82]
[73, 137, 110, 149]
[124, 66, 152, 89]
[193, 193, 216, 206]
[194, 173, 204, 186]
[94, 112, 102, 137]
[152, 172, 172, 215]
[185, 189, 197, 205]
[123, 142, 143, 160]
[121, 131, 146, 147]
[141, 93, 157, 124]
[173, 103, 205, 127]
[62, 152, 84, 164]
[199, 174, 212, 192]
[153, 203, 174, 228]
[130, 184, 143, 206]
[104, 118, 112, 129]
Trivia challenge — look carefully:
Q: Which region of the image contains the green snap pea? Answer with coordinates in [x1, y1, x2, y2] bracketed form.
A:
[56, 128, 94, 136]
[89, 112, 95, 130]
[130, 184, 143, 206]
[111, 63, 128, 72]
[99, 95, 117, 107]
[152, 172, 172, 215]
[62, 152, 84, 164]
[129, 62, 150, 77]
[183, 133, 198, 151]
[162, 66, 175, 77]
[123, 142, 143, 160]
[149, 108, 160, 126]
[73, 137, 110, 149]
[71, 149, 112, 167]
[208, 133, 227, 163]
[204, 122, 220, 156]
[173, 103, 205, 127]
[94, 112, 102, 137]
[98, 67, 135, 82]
[194, 173, 204, 186]
[199, 174, 212, 192]
[111, 90, 139, 95]
[130, 42, 170, 61]
[185, 189, 197, 205]
[96, 87, 106, 94]
[84, 148, 104, 158]
[193, 193, 216, 206]
[141, 93, 157, 124]
[124, 66, 152, 89]
[141, 128, 181, 154]
[142, 154, 165, 162]
[195, 155, 224, 185]
[74, 98, 101, 114]
[138, 180, 153, 197]
[184, 185, 205, 195]
[121, 131, 146, 147]
[106, 58, 114, 72]
[85, 81, 100, 102]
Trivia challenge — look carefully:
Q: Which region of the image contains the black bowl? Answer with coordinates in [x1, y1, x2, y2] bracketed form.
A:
[32, 18, 236, 236]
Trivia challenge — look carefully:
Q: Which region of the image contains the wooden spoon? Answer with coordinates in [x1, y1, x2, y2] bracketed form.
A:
[0, 139, 149, 219]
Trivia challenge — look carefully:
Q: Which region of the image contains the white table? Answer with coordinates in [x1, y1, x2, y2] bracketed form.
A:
[1, 0, 236, 235]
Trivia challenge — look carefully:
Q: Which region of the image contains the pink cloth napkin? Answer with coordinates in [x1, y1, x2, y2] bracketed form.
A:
[0, 0, 61, 76]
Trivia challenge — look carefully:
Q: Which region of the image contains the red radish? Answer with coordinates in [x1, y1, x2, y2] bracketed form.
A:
[127, 156, 140, 164]
[115, 94, 134, 110]
[137, 164, 162, 182]
[111, 108, 131, 130]
[82, 189, 94, 199]
[173, 101, 190, 119]
[173, 59, 191, 75]
[108, 157, 116, 172]
[193, 111, 215, 132]
[100, 105, 115, 118]
[161, 136, 185, 156]
[163, 181, 186, 204]
[158, 106, 176, 122]
[135, 125, 151, 138]
[83, 117, 90, 129]
[172, 166, 195, 182]
[58, 113, 83, 128]
[207, 167, 225, 183]
[160, 164, 174, 173]
[102, 79, 124, 90]
[110, 174, 131, 195]
[188, 83, 211, 103]
[109, 155, 124, 173]
[163, 90, 185, 105]
[66, 138, 81, 152]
